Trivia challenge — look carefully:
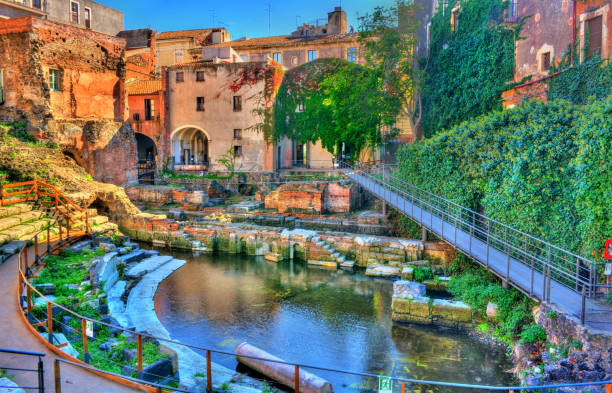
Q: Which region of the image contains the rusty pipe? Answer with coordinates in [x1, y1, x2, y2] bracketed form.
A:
[236, 343, 333, 393]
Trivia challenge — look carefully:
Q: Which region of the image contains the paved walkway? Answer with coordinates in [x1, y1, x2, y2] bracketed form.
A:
[0, 245, 145, 393]
[348, 172, 612, 332]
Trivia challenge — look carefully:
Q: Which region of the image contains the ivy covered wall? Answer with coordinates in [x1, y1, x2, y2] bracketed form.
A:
[421, 0, 521, 137]
[397, 97, 612, 260]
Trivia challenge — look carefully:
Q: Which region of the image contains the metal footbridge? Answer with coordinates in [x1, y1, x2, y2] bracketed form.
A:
[341, 162, 610, 328]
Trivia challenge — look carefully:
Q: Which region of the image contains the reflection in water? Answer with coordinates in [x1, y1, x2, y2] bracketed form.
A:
[154, 251, 516, 392]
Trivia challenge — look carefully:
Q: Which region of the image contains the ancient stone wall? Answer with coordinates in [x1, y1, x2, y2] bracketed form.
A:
[0, 17, 137, 186]
[265, 182, 363, 214]
[43, 119, 137, 186]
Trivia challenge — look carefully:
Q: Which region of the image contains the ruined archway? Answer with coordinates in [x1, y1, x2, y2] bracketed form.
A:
[62, 147, 88, 172]
[170, 126, 210, 169]
[135, 133, 157, 184]
[89, 197, 112, 217]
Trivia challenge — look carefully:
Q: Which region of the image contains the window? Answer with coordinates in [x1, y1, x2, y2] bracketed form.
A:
[32, 0, 42, 9]
[586, 15, 603, 59]
[541, 52, 551, 71]
[297, 102, 305, 112]
[49, 69, 61, 91]
[174, 51, 184, 65]
[347, 47, 357, 62]
[451, 8, 459, 31]
[233, 96, 242, 112]
[196, 71, 205, 82]
[273, 52, 282, 63]
[291, 56, 298, 65]
[176, 72, 184, 83]
[133, 113, 140, 121]
[70, 2, 79, 24]
[233, 129, 242, 139]
[144, 99, 155, 120]
[308, 50, 317, 62]
[84, 8, 91, 29]
[234, 145, 242, 157]
[507, 0, 518, 22]
[196, 97, 205, 111]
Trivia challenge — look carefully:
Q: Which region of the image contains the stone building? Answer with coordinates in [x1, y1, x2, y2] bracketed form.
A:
[0, 16, 137, 186]
[202, 7, 361, 70]
[0, 0, 124, 36]
[127, 80, 164, 179]
[162, 61, 282, 172]
[119, 28, 158, 81]
[501, 0, 611, 106]
[155, 28, 232, 70]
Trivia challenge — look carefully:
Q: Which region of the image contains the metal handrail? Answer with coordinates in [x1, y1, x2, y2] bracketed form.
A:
[0, 348, 45, 358]
[0, 348, 45, 393]
[340, 161, 605, 304]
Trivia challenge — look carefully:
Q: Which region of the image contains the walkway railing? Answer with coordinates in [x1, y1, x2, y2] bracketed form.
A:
[0, 348, 45, 393]
[339, 161, 609, 323]
[6, 186, 611, 393]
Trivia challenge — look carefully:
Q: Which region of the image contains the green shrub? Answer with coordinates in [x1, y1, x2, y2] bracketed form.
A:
[520, 323, 547, 344]
[398, 97, 612, 261]
[413, 266, 434, 282]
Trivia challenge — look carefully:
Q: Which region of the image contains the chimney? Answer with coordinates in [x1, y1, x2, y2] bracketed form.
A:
[327, 7, 347, 34]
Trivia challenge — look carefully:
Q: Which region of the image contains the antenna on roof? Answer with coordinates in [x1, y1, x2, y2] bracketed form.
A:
[209, 9, 216, 26]
[265, 3, 272, 36]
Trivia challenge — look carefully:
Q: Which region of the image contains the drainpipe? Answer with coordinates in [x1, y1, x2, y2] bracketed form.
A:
[571, 0, 577, 66]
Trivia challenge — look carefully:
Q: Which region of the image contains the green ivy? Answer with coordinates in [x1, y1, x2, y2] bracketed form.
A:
[269, 58, 399, 158]
[548, 58, 612, 104]
[421, 0, 523, 137]
[397, 96, 612, 261]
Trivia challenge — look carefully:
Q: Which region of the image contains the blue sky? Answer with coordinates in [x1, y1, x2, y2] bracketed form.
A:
[102, 0, 394, 38]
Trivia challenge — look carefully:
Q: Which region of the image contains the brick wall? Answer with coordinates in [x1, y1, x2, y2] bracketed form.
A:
[0, 17, 136, 186]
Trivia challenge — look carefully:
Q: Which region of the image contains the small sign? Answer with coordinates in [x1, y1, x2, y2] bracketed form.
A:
[85, 320, 94, 338]
[379, 376, 393, 393]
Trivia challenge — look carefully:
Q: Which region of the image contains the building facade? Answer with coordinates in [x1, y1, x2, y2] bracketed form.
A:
[119, 28, 158, 81]
[155, 28, 231, 70]
[0, 16, 137, 185]
[0, 0, 123, 36]
[162, 61, 281, 172]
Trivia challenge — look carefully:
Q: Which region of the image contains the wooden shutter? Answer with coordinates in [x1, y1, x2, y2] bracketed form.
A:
[587, 15, 603, 59]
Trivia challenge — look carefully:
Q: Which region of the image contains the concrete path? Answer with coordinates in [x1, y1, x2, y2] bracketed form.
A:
[0, 246, 145, 393]
[347, 172, 612, 332]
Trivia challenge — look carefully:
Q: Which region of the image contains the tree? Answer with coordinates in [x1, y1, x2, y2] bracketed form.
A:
[358, 2, 423, 139]
[267, 2, 422, 158]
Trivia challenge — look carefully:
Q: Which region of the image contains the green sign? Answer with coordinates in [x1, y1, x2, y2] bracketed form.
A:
[379, 376, 393, 393]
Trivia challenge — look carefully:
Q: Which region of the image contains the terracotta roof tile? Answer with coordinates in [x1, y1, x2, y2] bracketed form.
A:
[157, 28, 220, 40]
[206, 33, 360, 50]
[127, 80, 162, 95]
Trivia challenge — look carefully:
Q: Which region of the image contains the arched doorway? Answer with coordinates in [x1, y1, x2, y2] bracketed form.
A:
[171, 127, 210, 170]
[135, 133, 157, 184]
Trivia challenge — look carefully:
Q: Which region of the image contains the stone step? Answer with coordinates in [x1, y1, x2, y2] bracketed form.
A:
[0, 210, 44, 232]
[340, 260, 355, 269]
[126, 255, 174, 279]
[307, 260, 338, 269]
[0, 203, 32, 219]
[264, 253, 284, 263]
[4, 219, 50, 241]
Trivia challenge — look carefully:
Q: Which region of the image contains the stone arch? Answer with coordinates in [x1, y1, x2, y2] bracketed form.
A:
[62, 146, 88, 171]
[135, 133, 157, 162]
[88, 197, 112, 217]
[170, 126, 210, 167]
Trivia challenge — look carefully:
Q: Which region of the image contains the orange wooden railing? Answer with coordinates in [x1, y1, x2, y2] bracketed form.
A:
[0, 180, 90, 236]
